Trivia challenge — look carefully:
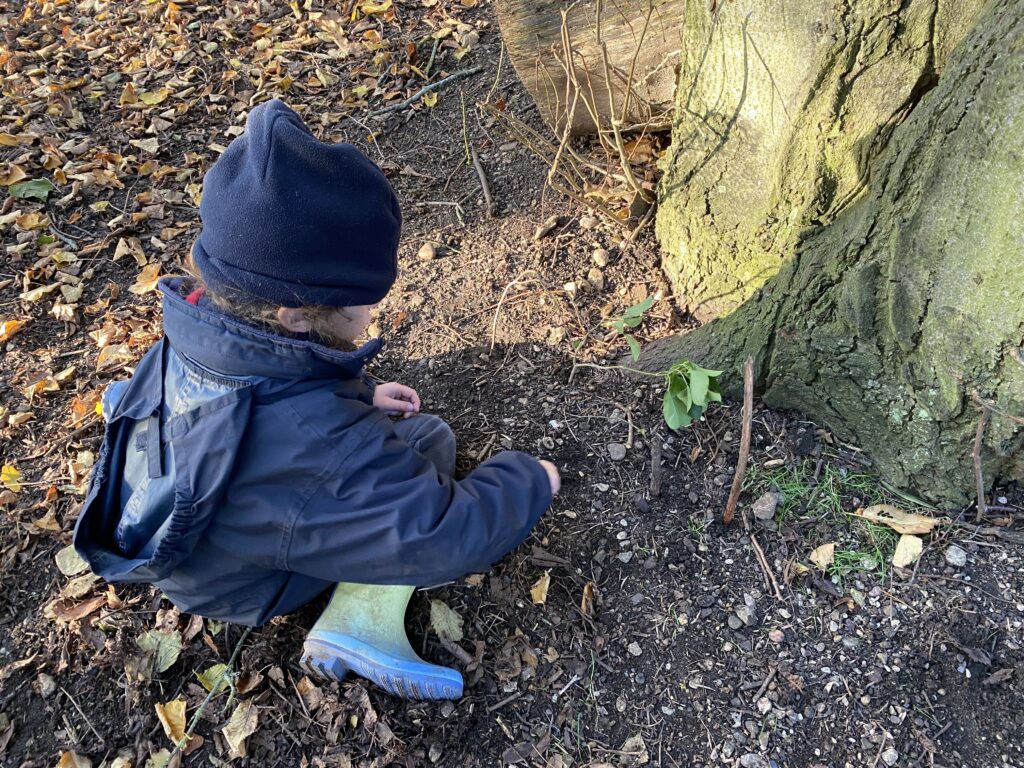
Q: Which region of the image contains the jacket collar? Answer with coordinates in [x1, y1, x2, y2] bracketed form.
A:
[159, 277, 382, 380]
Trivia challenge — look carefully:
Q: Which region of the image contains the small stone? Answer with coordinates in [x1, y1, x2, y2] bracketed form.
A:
[736, 605, 756, 627]
[587, 267, 605, 291]
[617, 551, 634, 564]
[768, 629, 785, 643]
[533, 214, 560, 241]
[944, 544, 968, 568]
[739, 754, 770, 768]
[627, 641, 642, 657]
[579, 214, 599, 230]
[607, 442, 627, 461]
[881, 747, 899, 766]
[592, 248, 610, 267]
[428, 743, 443, 763]
[417, 242, 437, 261]
[728, 615, 743, 630]
[563, 281, 578, 295]
[34, 673, 57, 698]
[751, 492, 781, 521]
[756, 697, 772, 715]
[630, 593, 645, 606]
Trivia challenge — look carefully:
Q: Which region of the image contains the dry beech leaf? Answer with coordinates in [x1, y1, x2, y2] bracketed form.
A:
[222, 699, 259, 759]
[854, 504, 947, 534]
[530, 570, 550, 605]
[0, 319, 28, 342]
[892, 534, 923, 568]
[580, 582, 596, 618]
[130, 263, 162, 294]
[809, 542, 835, 571]
[113, 237, 147, 266]
[57, 752, 92, 768]
[154, 699, 187, 743]
[96, 344, 134, 371]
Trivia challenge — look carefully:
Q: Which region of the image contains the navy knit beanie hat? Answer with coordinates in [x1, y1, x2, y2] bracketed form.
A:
[192, 99, 401, 308]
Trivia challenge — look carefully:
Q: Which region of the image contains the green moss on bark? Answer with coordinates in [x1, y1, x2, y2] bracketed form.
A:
[646, 0, 1024, 503]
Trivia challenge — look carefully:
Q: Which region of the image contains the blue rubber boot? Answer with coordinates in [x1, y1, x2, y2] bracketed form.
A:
[300, 583, 464, 700]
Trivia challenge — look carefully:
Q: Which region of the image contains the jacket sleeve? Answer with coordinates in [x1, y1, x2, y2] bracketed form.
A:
[282, 414, 553, 585]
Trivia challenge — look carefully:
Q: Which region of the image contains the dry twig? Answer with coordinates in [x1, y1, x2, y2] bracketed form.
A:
[973, 404, 991, 522]
[751, 534, 783, 601]
[368, 66, 482, 118]
[469, 146, 494, 217]
[724, 357, 754, 526]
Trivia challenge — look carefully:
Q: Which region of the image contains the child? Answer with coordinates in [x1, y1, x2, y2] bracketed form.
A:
[73, 99, 560, 700]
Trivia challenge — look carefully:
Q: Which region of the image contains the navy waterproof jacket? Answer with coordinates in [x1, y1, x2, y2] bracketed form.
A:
[73, 277, 553, 626]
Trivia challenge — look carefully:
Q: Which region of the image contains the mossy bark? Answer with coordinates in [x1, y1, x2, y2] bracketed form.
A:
[657, 0, 986, 320]
[645, 0, 1024, 504]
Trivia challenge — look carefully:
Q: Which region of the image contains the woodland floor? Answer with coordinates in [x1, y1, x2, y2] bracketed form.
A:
[1, 2, 1023, 768]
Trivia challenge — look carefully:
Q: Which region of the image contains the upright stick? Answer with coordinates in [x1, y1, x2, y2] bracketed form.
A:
[724, 356, 754, 526]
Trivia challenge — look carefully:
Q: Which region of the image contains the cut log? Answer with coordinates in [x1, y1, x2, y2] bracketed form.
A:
[495, 0, 684, 136]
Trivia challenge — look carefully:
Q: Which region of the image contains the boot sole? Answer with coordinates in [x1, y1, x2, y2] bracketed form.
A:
[300, 633, 464, 700]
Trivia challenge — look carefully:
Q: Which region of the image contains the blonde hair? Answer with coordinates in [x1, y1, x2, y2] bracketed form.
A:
[181, 252, 358, 351]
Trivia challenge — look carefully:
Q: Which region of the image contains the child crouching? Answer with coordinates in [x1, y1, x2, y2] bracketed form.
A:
[73, 99, 560, 700]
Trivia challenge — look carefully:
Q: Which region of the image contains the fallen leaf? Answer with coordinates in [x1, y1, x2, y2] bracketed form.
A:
[137, 629, 183, 675]
[14, 212, 49, 230]
[96, 343, 134, 371]
[129, 263, 162, 294]
[0, 319, 28, 342]
[56, 545, 90, 576]
[139, 89, 170, 106]
[429, 599, 464, 642]
[19, 283, 61, 302]
[809, 542, 835, 571]
[10, 178, 56, 201]
[1, 465, 22, 493]
[222, 699, 259, 759]
[196, 663, 229, 694]
[892, 534, 923, 568]
[113, 237, 147, 266]
[144, 749, 171, 768]
[49, 594, 106, 622]
[296, 676, 323, 712]
[530, 570, 551, 605]
[57, 752, 92, 768]
[855, 504, 948, 534]
[155, 699, 187, 743]
[0, 165, 28, 186]
[130, 138, 160, 154]
[580, 581, 597, 618]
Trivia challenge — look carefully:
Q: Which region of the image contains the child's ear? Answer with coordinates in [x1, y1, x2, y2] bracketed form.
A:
[276, 306, 313, 333]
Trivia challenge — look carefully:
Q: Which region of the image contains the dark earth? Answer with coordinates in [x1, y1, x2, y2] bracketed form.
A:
[0, 2, 1022, 767]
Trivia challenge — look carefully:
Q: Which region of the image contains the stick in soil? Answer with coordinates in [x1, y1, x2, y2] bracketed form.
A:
[974, 404, 991, 522]
[469, 145, 494, 218]
[169, 626, 254, 763]
[724, 356, 755, 526]
[751, 533, 783, 601]
[367, 66, 483, 118]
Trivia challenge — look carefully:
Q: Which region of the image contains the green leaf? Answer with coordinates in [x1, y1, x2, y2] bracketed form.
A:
[10, 178, 56, 201]
[429, 599, 464, 642]
[611, 319, 626, 334]
[137, 629, 182, 674]
[689, 367, 710, 406]
[196, 663, 230, 694]
[625, 335, 641, 361]
[624, 295, 655, 318]
[663, 390, 692, 430]
[670, 374, 692, 411]
[622, 315, 643, 329]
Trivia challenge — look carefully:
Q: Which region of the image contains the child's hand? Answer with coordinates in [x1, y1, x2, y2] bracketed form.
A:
[373, 382, 421, 418]
[538, 460, 561, 495]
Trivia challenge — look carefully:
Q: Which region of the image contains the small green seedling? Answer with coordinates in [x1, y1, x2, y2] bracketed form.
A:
[662, 360, 723, 430]
[610, 295, 655, 361]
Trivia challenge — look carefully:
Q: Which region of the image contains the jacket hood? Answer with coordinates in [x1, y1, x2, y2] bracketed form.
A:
[159, 276, 382, 380]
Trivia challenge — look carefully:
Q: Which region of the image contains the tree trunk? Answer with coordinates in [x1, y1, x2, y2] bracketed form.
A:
[644, 0, 1024, 504]
[494, 0, 683, 135]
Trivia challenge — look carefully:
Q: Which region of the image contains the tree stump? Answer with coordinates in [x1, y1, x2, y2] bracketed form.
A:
[494, 0, 684, 136]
